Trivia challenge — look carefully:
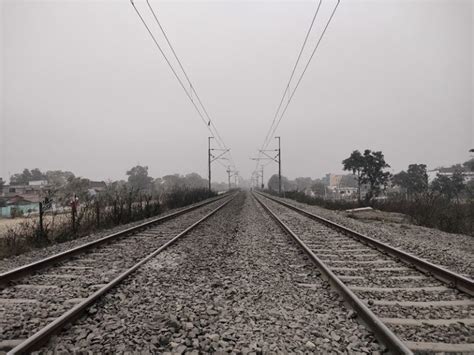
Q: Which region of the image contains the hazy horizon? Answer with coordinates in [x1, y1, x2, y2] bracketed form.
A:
[1, 0, 473, 183]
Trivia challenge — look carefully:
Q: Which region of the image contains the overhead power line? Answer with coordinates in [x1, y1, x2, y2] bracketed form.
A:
[254, 0, 340, 175]
[130, 0, 235, 169]
[260, 0, 323, 152]
[265, 0, 340, 146]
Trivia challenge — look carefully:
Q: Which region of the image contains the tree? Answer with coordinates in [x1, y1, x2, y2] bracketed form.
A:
[126, 165, 153, 191]
[342, 150, 365, 202]
[0, 178, 4, 189]
[267, 174, 280, 192]
[311, 182, 326, 197]
[392, 170, 409, 192]
[153, 177, 164, 195]
[463, 158, 474, 172]
[183, 173, 207, 189]
[46, 170, 75, 187]
[162, 174, 184, 191]
[431, 170, 465, 201]
[10, 168, 47, 185]
[30, 168, 46, 181]
[62, 177, 91, 203]
[340, 174, 358, 188]
[267, 174, 292, 192]
[295, 177, 313, 192]
[10, 169, 33, 185]
[392, 164, 428, 197]
[361, 150, 391, 201]
[465, 180, 474, 199]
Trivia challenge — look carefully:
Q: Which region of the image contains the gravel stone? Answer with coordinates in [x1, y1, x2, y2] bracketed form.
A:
[258, 194, 474, 348]
[272, 194, 473, 278]
[0, 198, 228, 347]
[0, 196, 225, 273]
[39, 192, 380, 353]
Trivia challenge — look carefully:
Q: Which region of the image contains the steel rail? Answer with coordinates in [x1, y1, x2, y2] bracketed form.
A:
[8, 194, 236, 355]
[256, 192, 474, 296]
[0, 194, 228, 287]
[252, 192, 413, 354]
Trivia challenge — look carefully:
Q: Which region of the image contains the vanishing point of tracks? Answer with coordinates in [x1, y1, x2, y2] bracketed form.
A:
[0, 194, 235, 354]
[253, 192, 474, 354]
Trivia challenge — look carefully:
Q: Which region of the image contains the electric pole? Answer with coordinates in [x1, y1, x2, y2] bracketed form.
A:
[252, 136, 281, 193]
[276, 136, 281, 195]
[208, 136, 213, 192]
[207, 137, 230, 192]
[226, 166, 232, 190]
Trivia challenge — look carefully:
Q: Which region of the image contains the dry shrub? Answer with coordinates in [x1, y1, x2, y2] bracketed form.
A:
[0, 187, 217, 260]
[271, 190, 474, 237]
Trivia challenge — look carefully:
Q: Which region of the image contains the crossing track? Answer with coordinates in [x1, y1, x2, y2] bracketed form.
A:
[253, 191, 474, 354]
[1, 194, 235, 354]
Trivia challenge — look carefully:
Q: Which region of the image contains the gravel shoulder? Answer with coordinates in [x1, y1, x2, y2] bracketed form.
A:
[270, 194, 474, 278]
[0, 198, 228, 348]
[41, 192, 381, 354]
[0, 196, 225, 274]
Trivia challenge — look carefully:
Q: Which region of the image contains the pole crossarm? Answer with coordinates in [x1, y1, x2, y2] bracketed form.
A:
[258, 150, 279, 163]
[211, 149, 230, 163]
[250, 157, 273, 161]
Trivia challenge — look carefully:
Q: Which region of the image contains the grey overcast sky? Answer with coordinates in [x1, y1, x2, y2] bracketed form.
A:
[0, 0, 472, 183]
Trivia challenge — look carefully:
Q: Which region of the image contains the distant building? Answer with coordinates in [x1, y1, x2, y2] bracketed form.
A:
[89, 181, 107, 192]
[2, 184, 37, 196]
[320, 173, 360, 200]
[0, 181, 50, 217]
[87, 181, 107, 196]
[428, 169, 474, 183]
[327, 174, 344, 187]
[326, 185, 358, 200]
[0, 194, 41, 218]
[1, 180, 50, 196]
[28, 180, 48, 186]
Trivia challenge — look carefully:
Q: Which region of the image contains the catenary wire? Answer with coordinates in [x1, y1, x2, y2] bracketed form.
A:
[260, 0, 323, 152]
[131, 0, 235, 170]
[145, 1, 227, 151]
[254, 0, 340, 178]
[265, 0, 340, 147]
[144, 0, 236, 170]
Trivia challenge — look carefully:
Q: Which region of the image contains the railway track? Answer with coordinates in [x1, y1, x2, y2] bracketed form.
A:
[0, 194, 235, 354]
[254, 192, 474, 354]
[35, 192, 382, 354]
